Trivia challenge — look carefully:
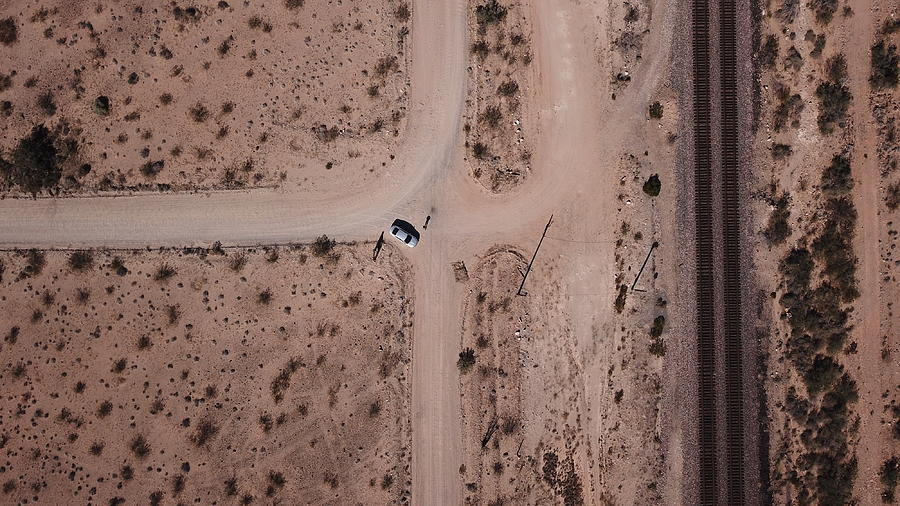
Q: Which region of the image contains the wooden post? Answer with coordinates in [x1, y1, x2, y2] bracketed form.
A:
[517, 215, 553, 296]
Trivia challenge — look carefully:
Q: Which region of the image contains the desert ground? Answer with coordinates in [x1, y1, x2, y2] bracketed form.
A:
[0, 243, 413, 504]
[754, 0, 899, 502]
[0, 0, 410, 195]
[0, 0, 897, 504]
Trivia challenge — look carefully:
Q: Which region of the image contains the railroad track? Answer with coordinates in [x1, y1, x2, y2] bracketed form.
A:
[692, 0, 744, 501]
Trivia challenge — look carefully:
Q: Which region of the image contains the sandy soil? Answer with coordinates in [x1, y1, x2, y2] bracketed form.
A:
[0, 243, 413, 504]
[753, 0, 899, 502]
[0, 0, 410, 195]
[0, 0, 690, 503]
[462, 0, 535, 193]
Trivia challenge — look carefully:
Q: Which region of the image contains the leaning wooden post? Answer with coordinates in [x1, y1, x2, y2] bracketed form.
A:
[517, 215, 553, 296]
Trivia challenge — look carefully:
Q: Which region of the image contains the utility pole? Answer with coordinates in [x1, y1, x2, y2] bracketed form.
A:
[517, 215, 553, 296]
[631, 241, 659, 292]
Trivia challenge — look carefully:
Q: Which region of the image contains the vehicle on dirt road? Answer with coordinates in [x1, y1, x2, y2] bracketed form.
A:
[390, 219, 419, 247]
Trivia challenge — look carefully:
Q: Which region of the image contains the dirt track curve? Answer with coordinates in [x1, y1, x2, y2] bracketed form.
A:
[0, 0, 674, 503]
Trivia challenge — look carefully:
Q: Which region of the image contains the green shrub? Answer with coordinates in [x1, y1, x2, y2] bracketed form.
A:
[815, 81, 851, 133]
[642, 174, 661, 196]
[760, 35, 779, 68]
[881, 457, 899, 502]
[311, 235, 336, 257]
[772, 143, 792, 159]
[773, 84, 803, 131]
[808, 0, 838, 24]
[475, 0, 507, 25]
[0, 17, 16, 45]
[820, 154, 852, 194]
[68, 251, 94, 271]
[764, 193, 791, 245]
[804, 354, 842, 395]
[7, 125, 61, 193]
[614, 284, 628, 313]
[649, 315, 665, 337]
[94, 96, 110, 116]
[457, 348, 476, 372]
[870, 40, 899, 89]
[648, 101, 663, 119]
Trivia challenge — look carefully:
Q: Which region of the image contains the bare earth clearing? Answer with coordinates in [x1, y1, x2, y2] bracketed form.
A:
[0, 244, 412, 505]
[0, 0, 409, 195]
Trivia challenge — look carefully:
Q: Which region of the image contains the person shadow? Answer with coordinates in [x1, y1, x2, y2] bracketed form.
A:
[372, 232, 385, 261]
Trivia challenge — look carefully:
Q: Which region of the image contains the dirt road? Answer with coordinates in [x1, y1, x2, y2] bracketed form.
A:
[0, 0, 673, 503]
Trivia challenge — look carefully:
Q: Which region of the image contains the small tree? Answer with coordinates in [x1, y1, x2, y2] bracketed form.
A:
[870, 40, 899, 90]
[9, 125, 60, 193]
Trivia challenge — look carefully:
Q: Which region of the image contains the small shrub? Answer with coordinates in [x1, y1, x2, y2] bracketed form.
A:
[121, 465, 134, 480]
[642, 174, 661, 196]
[395, 3, 411, 22]
[89, 442, 104, 455]
[381, 474, 394, 489]
[311, 235, 336, 257]
[881, 457, 899, 502]
[38, 91, 57, 116]
[648, 101, 663, 119]
[112, 358, 127, 373]
[224, 478, 238, 496]
[97, 401, 113, 417]
[137, 335, 152, 350]
[259, 413, 274, 433]
[284, 0, 304, 8]
[614, 390, 624, 403]
[68, 251, 94, 271]
[886, 182, 900, 210]
[172, 475, 185, 495]
[141, 160, 164, 177]
[149, 492, 163, 506]
[154, 264, 176, 281]
[191, 419, 219, 446]
[471, 40, 490, 58]
[825, 53, 847, 82]
[258, 289, 273, 305]
[375, 56, 399, 76]
[771, 143, 792, 159]
[759, 35, 778, 68]
[472, 142, 489, 159]
[808, 0, 838, 24]
[229, 254, 247, 272]
[457, 348, 476, 372]
[649, 315, 666, 337]
[110, 257, 128, 276]
[475, 0, 507, 25]
[870, 40, 899, 89]
[764, 193, 791, 245]
[0, 17, 17, 45]
[821, 154, 852, 194]
[159, 93, 173, 105]
[773, 84, 803, 131]
[815, 81, 851, 133]
[614, 284, 628, 312]
[369, 401, 381, 417]
[480, 105, 502, 128]
[497, 80, 519, 96]
[189, 103, 210, 122]
[130, 435, 151, 458]
[93, 96, 110, 116]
